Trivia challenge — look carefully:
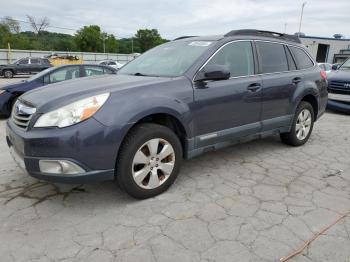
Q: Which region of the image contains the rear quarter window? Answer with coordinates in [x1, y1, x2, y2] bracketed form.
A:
[290, 46, 314, 69]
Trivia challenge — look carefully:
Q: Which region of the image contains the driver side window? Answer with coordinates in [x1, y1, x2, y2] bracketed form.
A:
[205, 41, 254, 78]
[18, 58, 29, 65]
[44, 66, 80, 84]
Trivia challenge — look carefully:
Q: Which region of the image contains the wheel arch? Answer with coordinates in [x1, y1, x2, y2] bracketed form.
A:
[121, 112, 190, 158]
[301, 94, 318, 121]
[292, 89, 319, 122]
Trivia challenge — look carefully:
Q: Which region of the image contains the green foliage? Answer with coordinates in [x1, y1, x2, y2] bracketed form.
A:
[74, 25, 103, 52]
[135, 29, 167, 53]
[0, 17, 167, 54]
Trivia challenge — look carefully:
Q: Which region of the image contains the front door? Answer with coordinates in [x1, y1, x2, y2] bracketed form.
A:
[192, 41, 262, 147]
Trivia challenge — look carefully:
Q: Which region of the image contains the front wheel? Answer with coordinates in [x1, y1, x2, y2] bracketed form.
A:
[116, 123, 183, 199]
[280, 101, 314, 146]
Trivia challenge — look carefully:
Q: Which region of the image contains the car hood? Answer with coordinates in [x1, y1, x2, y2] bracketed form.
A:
[21, 74, 174, 112]
[328, 70, 350, 82]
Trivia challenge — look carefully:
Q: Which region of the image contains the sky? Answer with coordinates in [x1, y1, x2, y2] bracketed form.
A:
[2, 0, 350, 39]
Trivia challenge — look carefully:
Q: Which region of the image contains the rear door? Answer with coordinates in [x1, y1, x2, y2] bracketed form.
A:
[28, 58, 42, 73]
[256, 41, 302, 131]
[192, 41, 262, 147]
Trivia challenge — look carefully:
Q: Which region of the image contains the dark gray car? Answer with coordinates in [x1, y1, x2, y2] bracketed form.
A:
[0, 57, 52, 78]
[6, 30, 328, 199]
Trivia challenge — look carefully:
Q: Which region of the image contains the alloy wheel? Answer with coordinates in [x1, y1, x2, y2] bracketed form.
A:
[132, 138, 175, 189]
[295, 109, 312, 140]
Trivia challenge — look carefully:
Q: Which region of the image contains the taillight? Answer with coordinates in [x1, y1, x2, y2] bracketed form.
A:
[320, 70, 327, 80]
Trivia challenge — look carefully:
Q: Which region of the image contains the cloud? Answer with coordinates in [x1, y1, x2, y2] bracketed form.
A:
[3, 0, 350, 39]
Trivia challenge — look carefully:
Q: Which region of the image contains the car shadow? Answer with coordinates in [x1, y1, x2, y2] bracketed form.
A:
[1, 135, 286, 210]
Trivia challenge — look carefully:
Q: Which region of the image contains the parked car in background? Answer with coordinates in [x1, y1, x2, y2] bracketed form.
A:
[318, 63, 332, 76]
[0, 57, 52, 78]
[0, 64, 117, 117]
[332, 63, 342, 70]
[99, 60, 125, 69]
[5, 29, 327, 199]
[327, 58, 350, 113]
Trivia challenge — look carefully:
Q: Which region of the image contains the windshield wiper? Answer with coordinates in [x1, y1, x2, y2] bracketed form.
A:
[133, 72, 149, 76]
[131, 72, 161, 77]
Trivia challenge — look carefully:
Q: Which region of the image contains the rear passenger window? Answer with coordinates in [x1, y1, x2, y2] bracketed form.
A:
[205, 41, 254, 77]
[290, 47, 314, 69]
[257, 42, 288, 73]
[85, 66, 104, 76]
[103, 68, 114, 74]
[30, 58, 40, 64]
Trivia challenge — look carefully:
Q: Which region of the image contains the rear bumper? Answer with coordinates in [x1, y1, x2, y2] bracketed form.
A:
[5, 117, 127, 183]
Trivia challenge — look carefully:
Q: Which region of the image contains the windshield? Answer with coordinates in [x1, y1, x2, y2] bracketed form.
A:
[118, 40, 214, 77]
[339, 59, 350, 70]
[27, 67, 54, 81]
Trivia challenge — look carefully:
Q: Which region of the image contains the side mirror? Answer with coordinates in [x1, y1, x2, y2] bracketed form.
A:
[332, 64, 340, 70]
[195, 64, 231, 82]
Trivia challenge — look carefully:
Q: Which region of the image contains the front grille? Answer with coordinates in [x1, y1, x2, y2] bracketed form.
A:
[328, 80, 350, 95]
[11, 100, 36, 130]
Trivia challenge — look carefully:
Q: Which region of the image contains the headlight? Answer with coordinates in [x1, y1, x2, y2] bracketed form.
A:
[0, 90, 6, 95]
[34, 93, 110, 128]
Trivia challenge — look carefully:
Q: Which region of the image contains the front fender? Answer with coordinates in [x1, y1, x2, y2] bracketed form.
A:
[93, 80, 194, 139]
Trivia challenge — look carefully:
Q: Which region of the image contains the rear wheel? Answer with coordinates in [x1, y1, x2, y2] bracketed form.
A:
[280, 101, 314, 146]
[3, 70, 14, 78]
[116, 123, 183, 199]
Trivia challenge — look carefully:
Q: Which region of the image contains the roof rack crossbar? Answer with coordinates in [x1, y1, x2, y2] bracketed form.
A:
[224, 29, 301, 43]
[173, 36, 198, 41]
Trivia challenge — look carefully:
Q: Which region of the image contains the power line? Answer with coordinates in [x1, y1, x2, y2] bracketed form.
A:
[1, 17, 134, 38]
[1, 17, 76, 31]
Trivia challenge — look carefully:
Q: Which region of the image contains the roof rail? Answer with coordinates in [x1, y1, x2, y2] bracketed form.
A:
[173, 36, 197, 41]
[224, 29, 301, 43]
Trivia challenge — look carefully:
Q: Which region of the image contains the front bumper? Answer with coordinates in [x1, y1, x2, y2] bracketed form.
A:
[327, 93, 350, 113]
[327, 99, 350, 113]
[5, 117, 126, 183]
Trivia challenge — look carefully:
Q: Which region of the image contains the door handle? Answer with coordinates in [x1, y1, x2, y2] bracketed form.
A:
[247, 83, 261, 92]
[292, 77, 302, 84]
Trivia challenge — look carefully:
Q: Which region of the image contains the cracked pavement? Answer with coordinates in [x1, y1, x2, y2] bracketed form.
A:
[0, 79, 349, 262]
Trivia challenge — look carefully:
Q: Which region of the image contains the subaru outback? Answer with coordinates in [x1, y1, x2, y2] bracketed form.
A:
[6, 30, 328, 199]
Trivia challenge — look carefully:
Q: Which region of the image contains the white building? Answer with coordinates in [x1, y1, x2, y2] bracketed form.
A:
[300, 35, 350, 64]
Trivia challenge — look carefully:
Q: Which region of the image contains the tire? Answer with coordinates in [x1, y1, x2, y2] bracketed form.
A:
[280, 101, 314, 146]
[3, 70, 14, 78]
[116, 123, 183, 199]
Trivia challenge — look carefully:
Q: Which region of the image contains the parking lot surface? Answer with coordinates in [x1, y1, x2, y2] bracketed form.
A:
[0, 77, 349, 262]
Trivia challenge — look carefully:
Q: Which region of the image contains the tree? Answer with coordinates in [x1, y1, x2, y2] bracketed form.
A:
[74, 25, 103, 52]
[1, 16, 20, 33]
[135, 29, 166, 53]
[105, 34, 118, 53]
[26, 15, 50, 35]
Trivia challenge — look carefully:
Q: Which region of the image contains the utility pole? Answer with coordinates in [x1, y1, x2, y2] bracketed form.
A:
[101, 33, 106, 53]
[131, 38, 134, 53]
[284, 23, 287, 34]
[298, 2, 307, 37]
[103, 37, 106, 53]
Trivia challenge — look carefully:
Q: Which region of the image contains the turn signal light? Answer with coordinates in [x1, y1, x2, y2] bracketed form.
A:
[320, 70, 327, 80]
